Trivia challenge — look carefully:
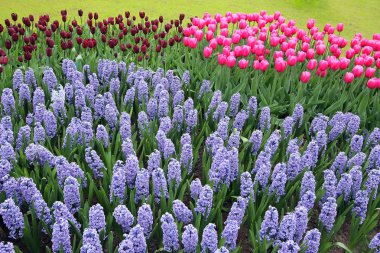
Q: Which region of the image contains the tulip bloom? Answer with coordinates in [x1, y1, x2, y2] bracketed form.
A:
[337, 23, 344, 32]
[344, 72, 355, 84]
[300, 71, 311, 83]
[352, 65, 364, 77]
[218, 54, 227, 65]
[203, 47, 212, 58]
[275, 58, 287, 72]
[238, 59, 249, 69]
[367, 78, 378, 89]
[365, 67, 376, 78]
[226, 55, 236, 68]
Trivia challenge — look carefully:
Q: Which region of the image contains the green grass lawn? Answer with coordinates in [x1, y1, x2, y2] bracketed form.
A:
[1, 0, 379, 40]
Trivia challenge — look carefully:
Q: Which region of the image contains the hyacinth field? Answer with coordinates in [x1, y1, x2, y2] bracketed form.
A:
[0, 9, 380, 253]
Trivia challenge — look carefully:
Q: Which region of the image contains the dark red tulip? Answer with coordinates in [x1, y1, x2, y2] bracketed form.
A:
[72, 20, 77, 27]
[126, 43, 132, 49]
[18, 55, 23, 62]
[0, 66, 3, 73]
[101, 34, 107, 43]
[82, 39, 89, 48]
[62, 15, 67, 22]
[24, 51, 32, 61]
[159, 16, 163, 23]
[23, 36, 30, 44]
[121, 44, 126, 51]
[19, 28, 25, 35]
[134, 37, 140, 44]
[0, 56, 9, 65]
[156, 45, 161, 52]
[179, 14, 185, 21]
[78, 9, 83, 17]
[11, 33, 18, 42]
[46, 47, 52, 57]
[61, 10, 67, 16]
[125, 11, 130, 18]
[122, 27, 128, 35]
[29, 15, 34, 22]
[45, 29, 52, 37]
[88, 12, 93, 20]
[139, 11, 145, 19]
[5, 19, 10, 27]
[76, 26, 83, 35]
[132, 16, 136, 21]
[169, 38, 175, 46]
[87, 19, 92, 27]
[94, 13, 99, 20]
[67, 40, 73, 48]
[152, 25, 157, 32]
[174, 20, 180, 27]
[76, 37, 83, 44]
[133, 44, 139, 53]
[141, 44, 147, 53]
[137, 55, 143, 61]
[11, 13, 17, 22]
[127, 19, 132, 26]
[0, 24, 3, 33]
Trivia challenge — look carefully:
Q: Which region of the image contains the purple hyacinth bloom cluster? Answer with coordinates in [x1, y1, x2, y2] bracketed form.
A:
[195, 185, 213, 218]
[52, 218, 72, 253]
[137, 203, 153, 236]
[89, 204, 106, 232]
[63, 176, 81, 214]
[0, 198, 24, 239]
[81, 228, 102, 253]
[0, 241, 15, 253]
[260, 206, 279, 241]
[173, 199, 193, 224]
[201, 223, 218, 253]
[182, 224, 198, 253]
[113, 205, 134, 233]
[319, 197, 337, 232]
[161, 213, 180, 252]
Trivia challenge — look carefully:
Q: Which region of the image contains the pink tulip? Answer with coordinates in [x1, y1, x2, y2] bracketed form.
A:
[270, 36, 280, 47]
[223, 38, 231, 47]
[239, 20, 247, 29]
[307, 59, 317, 70]
[209, 39, 217, 49]
[339, 58, 350, 70]
[242, 45, 250, 57]
[362, 46, 373, 55]
[316, 44, 326, 55]
[275, 58, 287, 72]
[287, 56, 297, 66]
[337, 23, 344, 32]
[218, 54, 227, 65]
[260, 59, 269, 72]
[195, 30, 203, 41]
[231, 33, 241, 44]
[316, 69, 327, 77]
[222, 46, 231, 56]
[221, 28, 229, 37]
[203, 47, 212, 58]
[206, 31, 214, 41]
[274, 51, 284, 59]
[367, 78, 378, 89]
[297, 51, 306, 62]
[238, 59, 249, 69]
[306, 49, 315, 59]
[226, 55, 236, 68]
[374, 51, 380, 60]
[253, 60, 260, 70]
[234, 46, 242, 57]
[376, 59, 380, 69]
[352, 65, 364, 77]
[188, 38, 198, 49]
[318, 60, 328, 71]
[307, 19, 315, 29]
[344, 72, 355, 83]
[300, 71, 311, 83]
[301, 42, 310, 52]
[364, 56, 374, 67]
[365, 67, 376, 78]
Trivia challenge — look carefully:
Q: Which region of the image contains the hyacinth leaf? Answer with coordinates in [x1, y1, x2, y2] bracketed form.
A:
[334, 242, 353, 253]
[107, 231, 114, 253]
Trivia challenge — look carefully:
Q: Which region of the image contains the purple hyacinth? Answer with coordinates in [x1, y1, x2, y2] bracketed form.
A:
[249, 130, 263, 155]
[138, 111, 149, 136]
[13, 69, 23, 90]
[269, 169, 287, 199]
[173, 199, 193, 224]
[229, 93, 240, 117]
[228, 130, 240, 150]
[309, 113, 329, 135]
[350, 135, 364, 155]
[301, 171, 316, 196]
[26, 67, 37, 87]
[16, 125, 31, 151]
[213, 101, 228, 122]
[264, 130, 281, 157]
[215, 247, 229, 253]
[368, 145, 380, 170]
[365, 169, 380, 198]
[0, 198, 24, 239]
[182, 224, 198, 253]
[240, 172, 254, 199]
[152, 168, 168, 202]
[222, 220, 240, 250]
[186, 109, 198, 132]
[182, 70, 191, 85]
[247, 96, 258, 117]
[253, 153, 271, 189]
[105, 104, 119, 130]
[302, 229, 321, 253]
[347, 114, 360, 136]
[0, 241, 15, 252]
[94, 95, 105, 119]
[347, 152, 366, 168]
[201, 223, 218, 253]
[259, 106, 271, 131]
[198, 80, 211, 99]
[225, 197, 246, 225]
[195, 185, 213, 218]
[173, 90, 184, 108]
[336, 173, 353, 202]
[260, 206, 279, 241]
[158, 98, 169, 118]
[81, 228, 102, 253]
[163, 138, 176, 160]
[96, 125, 109, 148]
[278, 240, 300, 253]
[292, 103, 304, 128]
[167, 159, 181, 188]
[122, 139, 136, 159]
[282, 116, 294, 138]
[44, 110, 57, 138]
[52, 218, 71, 253]
[277, 213, 296, 243]
[314, 131, 327, 153]
[294, 206, 308, 242]
[89, 204, 106, 233]
[147, 150, 161, 174]
[19, 83, 31, 104]
[118, 237, 134, 253]
[184, 98, 194, 117]
[34, 122, 46, 143]
[322, 169, 337, 202]
[124, 87, 136, 106]
[319, 197, 337, 232]
[350, 166, 363, 197]
[159, 116, 172, 134]
[302, 140, 319, 169]
[113, 205, 134, 233]
[135, 168, 150, 202]
[81, 106, 93, 123]
[1, 88, 16, 115]
[52, 201, 81, 229]
[181, 133, 191, 147]
[125, 154, 139, 188]
[172, 106, 184, 130]
[353, 190, 369, 224]
[369, 233, 380, 252]
[330, 152, 347, 174]
[85, 148, 105, 179]
[63, 176, 81, 214]
[110, 161, 127, 201]
[137, 80, 149, 104]
[217, 116, 230, 140]
[190, 178, 202, 200]
[161, 213, 180, 252]
[147, 98, 158, 120]
[232, 110, 248, 131]
[180, 144, 193, 173]
[367, 128, 380, 147]
[120, 112, 132, 141]
[137, 203, 153, 236]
